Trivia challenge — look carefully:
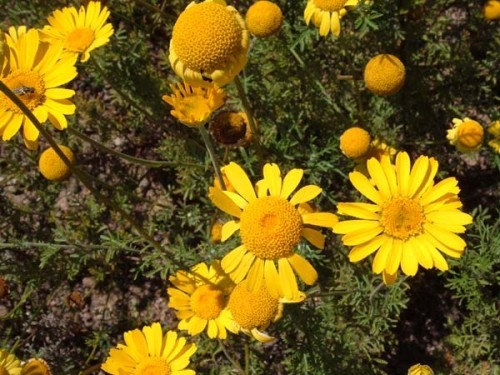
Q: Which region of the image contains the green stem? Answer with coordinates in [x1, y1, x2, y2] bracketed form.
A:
[198, 125, 226, 190]
[68, 127, 203, 169]
[233, 76, 263, 163]
[0, 81, 172, 262]
[218, 340, 246, 375]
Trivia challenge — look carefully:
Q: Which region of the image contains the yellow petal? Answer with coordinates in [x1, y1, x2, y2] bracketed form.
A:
[426, 210, 473, 227]
[281, 168, 303, 199]
[337, 202, 380, 220]
[263, 163, 282, 196]
[278, 258, 298, 300]
[246, 258, 264, 292]
[408, 156, 430, 198]
[221, 220, 240, 241]
[342, 225, 384, 246]
[330, 11, 340, 36]
[367, 158, 391, 199]
[301, 228, 325, 249]
[231, 252, 254, 283]
[288, 253, 318, 285]
[264, 260, 281, 298]
[401, 241, 418, 276]
[385, 239, 403, 275]
[224, 162, 257, 202]
[334, 219, 380, 234]
[221, 245, 246, 273]
[349, 171, 384, 205]
[209, 187, 242, 218]
[289, 185, 322, 205]
[396, 152, 411, 196]
[420, 177, 459, 206]
[348, 235, 385, 262]
[424, 223, 467, 251]
[301, 212, 338, 229]
[372, 236, 392, 274]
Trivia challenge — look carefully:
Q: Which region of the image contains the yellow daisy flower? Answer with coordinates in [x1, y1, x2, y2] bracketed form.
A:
[408, 363, 434, 375]
[304, 0, 359, 37]
[0, 349, 21, 375]
[162, 81, 226, 128]
[483, 0, 500, 21]
[0, 27, 77, 150]
[333, 151, 473, 285]
[339, 126, 371, 159]
[21, 358, 52, 375]
[227, 279, 298, 343]
[447, 117, 484, 153]
[487, 120, 500, 153]
[38, 145, 75, 181]
[101, 322, 197, 375]
[40, 1, 114, 63]
[364, 54, 406, 96]
[209, 162, 338, 300]
[169, 0, 250, 87]
[167, 261, 236, 339]
[246, 1, 284, 38]
[209, 111, 254, 147]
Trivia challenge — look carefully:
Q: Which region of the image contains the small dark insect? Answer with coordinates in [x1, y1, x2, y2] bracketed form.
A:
[12, 85, 35, 96]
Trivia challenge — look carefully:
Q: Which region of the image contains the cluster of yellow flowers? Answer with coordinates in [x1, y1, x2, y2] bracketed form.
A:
[0, 1, 113, 182]
[0, 349, 51, 375]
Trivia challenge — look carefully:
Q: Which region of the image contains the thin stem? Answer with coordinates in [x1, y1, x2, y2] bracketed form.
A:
[233, 76, 263, 163]
[69, 127, 204, 169]
[0, 81, 172, 262]
[218, 340, 246, 375]
[198, 125, 226, 190]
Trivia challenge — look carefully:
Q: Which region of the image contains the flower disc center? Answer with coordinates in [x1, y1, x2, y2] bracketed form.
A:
[0, 70, 45, 112]
[227, 280, 279, 329]
[380, 197, 425, 240]
[240, 196, 303, 259]
[135, 357, 171, 375]
[65, 28, 95, 52]
[190, 284, 226, 320]
[314, 0, 347, 11]
[172, 2, 243, 72]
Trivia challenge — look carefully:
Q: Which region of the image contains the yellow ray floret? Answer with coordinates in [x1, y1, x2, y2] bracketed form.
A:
[304, 0, 360, 37]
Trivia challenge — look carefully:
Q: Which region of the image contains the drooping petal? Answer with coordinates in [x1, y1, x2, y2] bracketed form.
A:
[288, 253, 318, 285]
[301, 228, 325, 249]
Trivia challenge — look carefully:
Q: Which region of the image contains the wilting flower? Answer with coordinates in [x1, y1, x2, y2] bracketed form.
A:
[339, 126, 371, 159]
[408, 363, 434, 375]
[333, 151, 473, 284]
[40, 1, 114, 62]
[226, 279, 302, 342]
[38, 145, 75, 181]
[209, 162, 338, 300]
[0, 27, 77, 149]
[101, 322, 197, 375]
[447, 117, 484, 153]
[0, 348, 21, 375]
[162, 81, 226, 128]
[167, 261, 236, 339]
[304, 0, 360, 37]
[209, 111, 254, 147]
[364, 54, 406, 96]
[246, 1, 283, 38]
[169, 0, 249, 87]
[21, 358, 52, 375]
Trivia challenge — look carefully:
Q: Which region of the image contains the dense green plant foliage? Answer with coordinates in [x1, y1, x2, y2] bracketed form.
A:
[0, 0, 498, 374]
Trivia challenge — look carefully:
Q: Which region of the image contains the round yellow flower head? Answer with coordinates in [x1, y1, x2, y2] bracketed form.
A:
[339, 126, 371, 159]
[210, 111, 254, 147]
[0, 349, 21, 375]
[246, 1, 284, 38]
[447, 117, 484, 153]
[38, 145, 75, 181]
[162, 81, 226, 128]
[408, 363, 434, 375]
[21, 358, 52, 375]
[364, 54, 406, 96]
[169, 0, 250, 87]
[227, 279, 283, 342]
[483, 0, 500, 20]
[487, 120, 500, 153]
